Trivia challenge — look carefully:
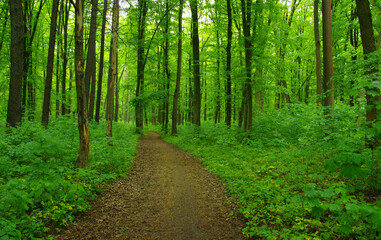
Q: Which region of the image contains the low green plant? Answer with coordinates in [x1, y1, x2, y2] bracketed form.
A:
[0, 118, 139, 239]
[163, 104, 381, 239]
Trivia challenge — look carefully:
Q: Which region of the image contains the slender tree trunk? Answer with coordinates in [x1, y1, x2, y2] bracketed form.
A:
[56, 2, 63, 118]
[356, 0, 380, 148]
[172, 0, 184, 135]
[188, 56, 193, 123]
[75, 0, 90, 168]
[107, 0, 119, 140]
[62, 0, 70, 115]
[164, 0, 170, 133]
[23, 0, 45, 118]
[85, 0, 99, 120]
[7, 0, 24, 128]
[136, 0, 148, 132]
[241, 0, 253, 130]
[322, 0, 334, 111]
[314, 0, 322, 106]
[191, 0, 201, 126]
[95, 0, 108, 123]
[42, 0, 60, 126]
[214, 7, 221, 124]
[225, 0, 232, 127]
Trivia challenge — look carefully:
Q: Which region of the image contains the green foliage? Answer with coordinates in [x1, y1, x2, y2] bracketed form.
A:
[0, 119, 138, 239]
[164, 104, 381, 239]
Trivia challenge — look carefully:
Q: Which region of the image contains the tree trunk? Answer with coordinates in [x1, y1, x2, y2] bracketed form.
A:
[85, 0, 99, 120]
[356, 0, 380, 148]
[163, 0, 170, 133]
[106, 0, 119, 140]
[42, 0, 60, 126]
[75, 0, 90, 168]
[171, 0, 183, 135]
[136, 0, 148, 133]
[322, 0, 334, 111]
[56, 2, 63, 118]
[23, 0, 45, 119]
[95, 0, 108, 123]
[241, 0, 252, 130]
[314, 0, 322, 106]
[62, 0, 70, 115]
[7, 0, 24, 128]
[214, 5, 221, 124]
[191, 0, 201, 126]
[225, 0, 232, 127]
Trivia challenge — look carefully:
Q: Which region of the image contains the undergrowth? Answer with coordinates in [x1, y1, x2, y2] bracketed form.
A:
[0, 118, 139, 239]
[163, 104, 381, 239]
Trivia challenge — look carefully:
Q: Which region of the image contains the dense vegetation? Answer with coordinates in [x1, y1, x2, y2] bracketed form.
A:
[1, 0, 380, 239]
[0, 120, 138, 239]
[163, 104, 381, 239]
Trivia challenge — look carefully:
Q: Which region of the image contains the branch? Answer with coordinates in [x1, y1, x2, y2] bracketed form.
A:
[70, 0, 77, 11]
[143, 10, 168, 68]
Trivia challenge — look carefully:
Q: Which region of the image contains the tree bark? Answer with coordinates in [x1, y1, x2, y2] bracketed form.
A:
[241, 0, 252, 130]
[214, 1, 221, 124]
[42, 0, 60, 125]
[107, 0, 119, 140]
[85, 0, 99, 120]
[191, 0, 201, 126]
[136, 0, 148, 132]
[356, 0, 380, 148]
[62, 0, 70, 115]
[314, 0, 322, 106]
[7, 0, 24, 128]
[322, 0, 334, 111]
[225, 0, 232, 127]
[172, 0, 184, 135]
[23, 0, 45, 119]
[75, 0, 90, 168]
[95, 0, 108, 123]
[163, 0, 170, 133]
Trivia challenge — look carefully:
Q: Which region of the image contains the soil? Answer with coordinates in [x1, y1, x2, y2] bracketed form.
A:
[54, 132, 247, 240]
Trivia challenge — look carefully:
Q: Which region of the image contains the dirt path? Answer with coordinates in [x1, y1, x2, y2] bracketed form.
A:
[55, 132, 246, 239]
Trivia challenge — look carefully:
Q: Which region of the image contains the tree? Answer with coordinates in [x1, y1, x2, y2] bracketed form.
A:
[163, 0, 171, 133]
[85, 0, 99, 120]
[322, 0, 334, 111]
[75, 0, 90, 168]
[106, 0, 119, 140]
[23, 0, 45, 119]
[241, 0, 253, 130]
[314, 0, 322, 106]
[42, 0, 60, 125]
[62, 0, 71, 115]
[191, 0, 201, 126]
[95, 0, 108, 123]
[225, 0, 232, 127]
[172, 0, 184, 135]
[356, 0, 381, 148]
[7, 0, 24, 127]
[135, 0, 148, 132]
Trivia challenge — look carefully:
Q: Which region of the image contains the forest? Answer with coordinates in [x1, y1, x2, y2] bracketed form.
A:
[1, 0, 381, 239]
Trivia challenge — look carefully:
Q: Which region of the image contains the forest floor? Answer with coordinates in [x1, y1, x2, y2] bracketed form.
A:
[53, 132, 246, 240]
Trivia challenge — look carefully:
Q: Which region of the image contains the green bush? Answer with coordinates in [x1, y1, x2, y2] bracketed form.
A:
[164, 104, 381, 239]
[0, 119, 139, 239]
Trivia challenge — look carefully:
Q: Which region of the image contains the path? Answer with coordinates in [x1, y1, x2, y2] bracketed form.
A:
[55, 132, 246, 239]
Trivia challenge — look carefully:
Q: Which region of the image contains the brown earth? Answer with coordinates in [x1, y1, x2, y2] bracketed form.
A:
[54, 132, 247, 240]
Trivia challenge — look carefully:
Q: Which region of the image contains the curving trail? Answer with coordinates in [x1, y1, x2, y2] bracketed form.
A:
[55, 132, 246, 240]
